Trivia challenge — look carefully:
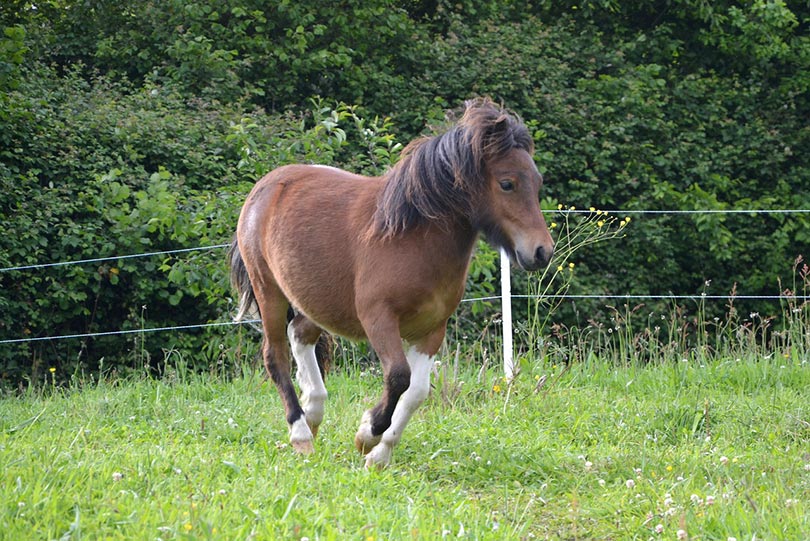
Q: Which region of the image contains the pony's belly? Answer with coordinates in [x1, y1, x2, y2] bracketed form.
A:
[316, 318, 368, 342]
[272, 267, 367, 342]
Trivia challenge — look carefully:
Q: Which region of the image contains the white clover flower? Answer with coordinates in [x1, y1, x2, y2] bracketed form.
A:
[677, 529, 688, 540]
[655, 524, 664, 534]
[625, 479, 635, 489]
[112, 472, 123, 482]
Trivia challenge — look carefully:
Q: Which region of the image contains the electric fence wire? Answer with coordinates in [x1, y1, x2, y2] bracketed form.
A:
[1, 207, 809, 274]
[1, 292, 807, 345]
[1, 207, 808, 344]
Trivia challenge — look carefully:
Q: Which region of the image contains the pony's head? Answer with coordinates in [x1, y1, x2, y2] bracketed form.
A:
[456, 99, 554, 271]
[375, 98, 554, 271]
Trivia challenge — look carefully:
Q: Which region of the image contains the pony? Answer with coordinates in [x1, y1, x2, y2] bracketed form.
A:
[229, 98, 554, 468]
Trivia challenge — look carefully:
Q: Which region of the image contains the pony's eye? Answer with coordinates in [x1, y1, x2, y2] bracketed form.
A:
[499, 180, 515, 192]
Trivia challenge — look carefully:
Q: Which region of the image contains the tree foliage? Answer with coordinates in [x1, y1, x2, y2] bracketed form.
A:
[1, 1, 809, 383]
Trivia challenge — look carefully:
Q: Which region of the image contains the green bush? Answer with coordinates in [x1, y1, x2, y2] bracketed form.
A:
[0, 65, 254, 383]
[0, 69, 410, 384]
[2, 2, 809, 384]
[405, 10, 810, 321]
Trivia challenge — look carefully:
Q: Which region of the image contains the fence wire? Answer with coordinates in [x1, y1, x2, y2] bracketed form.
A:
[1, 207, 808, 274]
[1, 293, 807, 345]
[0, 244, 231, 273]
[1, 207, 807, 345]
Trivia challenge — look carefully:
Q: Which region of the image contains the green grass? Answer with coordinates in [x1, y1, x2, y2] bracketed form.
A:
[1, 355, 808, 540]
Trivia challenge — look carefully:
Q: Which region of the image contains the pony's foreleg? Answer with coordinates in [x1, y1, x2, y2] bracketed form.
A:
[288, 315, 328, 438]
[354, 314, 410, 461]
[362, 345, 434, 469]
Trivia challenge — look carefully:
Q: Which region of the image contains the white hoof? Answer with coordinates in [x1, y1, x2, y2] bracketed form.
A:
[364, 442, 392, 469]
[290, 416, 314, 454]
[354, 410, 381, 454]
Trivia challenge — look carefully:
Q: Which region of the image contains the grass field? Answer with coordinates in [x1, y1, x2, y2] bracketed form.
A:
[1, 353, 808, 540]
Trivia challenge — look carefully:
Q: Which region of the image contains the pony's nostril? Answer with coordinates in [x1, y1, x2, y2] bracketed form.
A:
[535, 246, 552, 266]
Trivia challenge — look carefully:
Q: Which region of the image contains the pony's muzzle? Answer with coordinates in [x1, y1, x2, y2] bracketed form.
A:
[517, 244, 553, 272]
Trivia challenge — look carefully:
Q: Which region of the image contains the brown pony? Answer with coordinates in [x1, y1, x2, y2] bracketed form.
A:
[230, 99, 554, 468]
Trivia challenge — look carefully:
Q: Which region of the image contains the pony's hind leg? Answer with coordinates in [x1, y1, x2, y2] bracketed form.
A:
[254, 284, 315, 454]
[288, 314, 328, 438]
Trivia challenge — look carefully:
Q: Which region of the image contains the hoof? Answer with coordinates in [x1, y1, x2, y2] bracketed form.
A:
[364, 443, 392, 469]
[291, 439, 315, 454]
[289, 416, 314, 454]
[354, 432, 381, 455]
[309, 423, 320, 439]
[354, 410, 381, 455]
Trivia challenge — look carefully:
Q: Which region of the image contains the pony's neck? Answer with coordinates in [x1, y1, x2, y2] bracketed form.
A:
[426, 216, 480, 266]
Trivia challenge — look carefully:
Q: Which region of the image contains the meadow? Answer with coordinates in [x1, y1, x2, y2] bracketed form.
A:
[2, 346, 808, 540]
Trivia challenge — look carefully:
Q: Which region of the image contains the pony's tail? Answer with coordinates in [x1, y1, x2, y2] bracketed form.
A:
[229, 237, 260, 325]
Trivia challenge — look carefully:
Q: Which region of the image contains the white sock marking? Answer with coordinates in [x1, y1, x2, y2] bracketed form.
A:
[288, 323, 328, 428]
[365, 346, 433, 468]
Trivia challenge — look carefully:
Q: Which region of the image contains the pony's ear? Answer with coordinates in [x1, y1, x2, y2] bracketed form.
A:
[486, 109, 534, 155]
[490, 114, 511, 136]
[483, 113, 515, 154]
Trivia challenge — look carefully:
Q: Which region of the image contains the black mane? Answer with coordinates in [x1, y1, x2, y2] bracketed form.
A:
[372, 98, 533, 237]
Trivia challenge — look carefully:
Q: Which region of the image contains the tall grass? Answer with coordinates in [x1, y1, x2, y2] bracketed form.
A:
[2, 346, 807, 540]
[509, 217, 810, 373]
[2, 215, 808, 540]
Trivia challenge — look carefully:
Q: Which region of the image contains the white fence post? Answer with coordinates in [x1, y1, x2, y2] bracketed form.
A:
[500, 249, 514, 381]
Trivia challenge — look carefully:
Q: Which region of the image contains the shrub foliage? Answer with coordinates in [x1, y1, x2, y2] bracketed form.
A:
[1, 1, 809, 383]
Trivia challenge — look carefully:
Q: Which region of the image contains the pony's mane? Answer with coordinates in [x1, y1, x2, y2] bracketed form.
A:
[372, 98, 534, 238]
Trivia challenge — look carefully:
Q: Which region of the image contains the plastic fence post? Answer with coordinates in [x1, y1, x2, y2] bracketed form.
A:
[500, 249, 514, 381]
